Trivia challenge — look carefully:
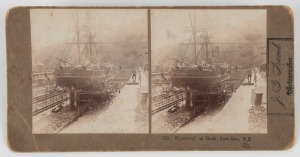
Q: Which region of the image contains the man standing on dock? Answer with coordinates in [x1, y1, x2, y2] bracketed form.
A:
[132, 68, 137, 82]
[138, 68, 142, 86]
[254, 69, 257, 85]
[247, 69, 252, 83]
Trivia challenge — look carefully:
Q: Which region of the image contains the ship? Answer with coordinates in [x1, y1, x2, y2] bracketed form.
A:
[54, 12, 115, 91]
[170, 59, 229, 91]
[170, 12, 231, 91]
[54, 61, 113, 90]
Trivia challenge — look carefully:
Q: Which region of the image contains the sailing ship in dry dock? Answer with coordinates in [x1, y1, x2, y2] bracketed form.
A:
[170, 12, 231, 91]
[54, 59, 113, 90]
[54, 13, 115, 91]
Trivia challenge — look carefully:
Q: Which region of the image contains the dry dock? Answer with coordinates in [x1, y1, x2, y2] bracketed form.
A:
[60, 71, 149, 133]
[176, 71, 267, 133]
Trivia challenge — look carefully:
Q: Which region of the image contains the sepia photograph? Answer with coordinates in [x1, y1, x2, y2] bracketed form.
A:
[151, 9, 267, 133]
[31, 9, 149, 133]
[5, 5, 295, 151]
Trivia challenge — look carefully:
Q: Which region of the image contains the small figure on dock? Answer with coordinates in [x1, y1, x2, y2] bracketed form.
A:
[254, 69, 257, 85]
[138, 68, 142, 86]
[114, 83, 121, 94]
[247, 69, 252, 83]
[132, 68, 137, 82]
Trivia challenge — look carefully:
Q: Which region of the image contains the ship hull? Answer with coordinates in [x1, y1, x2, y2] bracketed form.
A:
[170, 69, 228, 90]
[54, 69, 113, 90]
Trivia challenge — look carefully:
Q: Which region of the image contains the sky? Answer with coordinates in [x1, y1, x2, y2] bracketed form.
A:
[30, 9, 266, 65]
[30, 9, 148, 52]
[151, 9, 266, 62]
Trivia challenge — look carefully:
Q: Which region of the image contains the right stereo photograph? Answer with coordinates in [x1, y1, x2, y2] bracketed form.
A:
[150, 9, 267, 134]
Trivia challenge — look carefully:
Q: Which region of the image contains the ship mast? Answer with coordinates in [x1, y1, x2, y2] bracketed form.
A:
[89, 32, 92, 61]
[75, 12, 81, 64]
[189, 11, 197, 65]
[86, 32, 95, 62]
[66, 12, 82, 64]
[69, 12, 98, 65]
[181, 12, 236, 65]
[204, 31, 209, 61]
[66, 11, 127, 66]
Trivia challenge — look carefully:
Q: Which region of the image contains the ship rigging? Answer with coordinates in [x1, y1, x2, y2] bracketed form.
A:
[170, 11, 233, 91]
[54, 12, 119, 91]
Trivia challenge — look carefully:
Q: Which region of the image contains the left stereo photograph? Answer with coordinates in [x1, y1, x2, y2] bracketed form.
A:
[31, 9, 149, 134]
